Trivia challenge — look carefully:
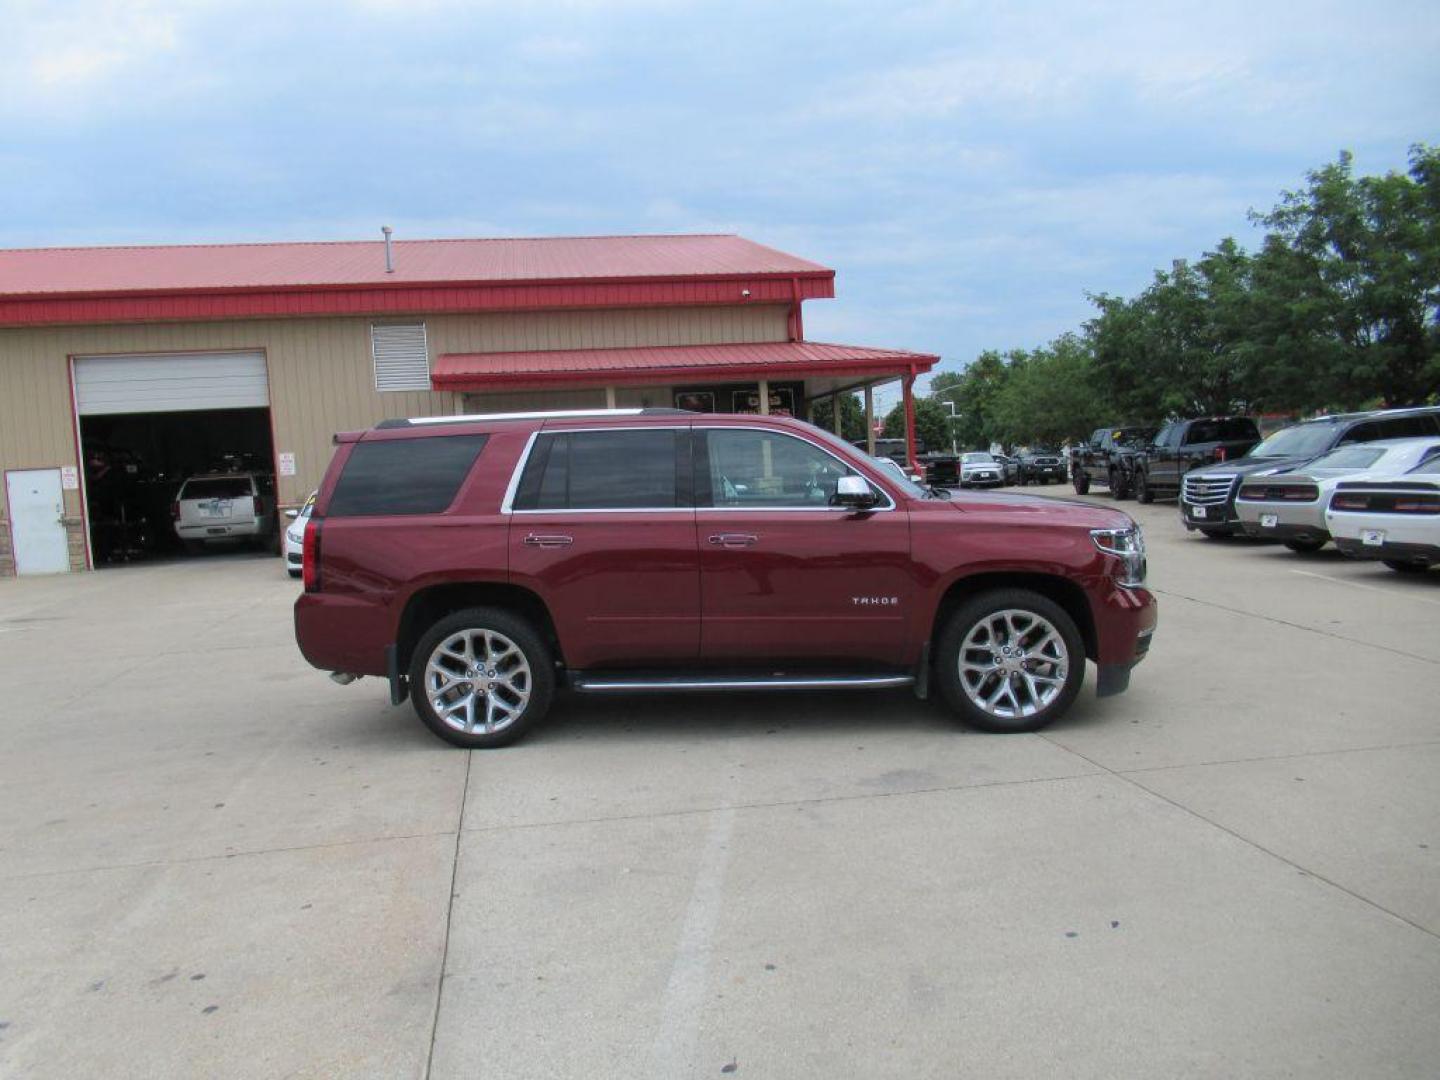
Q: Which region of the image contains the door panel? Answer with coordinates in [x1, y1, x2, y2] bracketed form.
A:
[509, 513, 700, 668]
[694, 428, 914, 666]
[7, 469, 69, 575]
[506, 426, 699, 669]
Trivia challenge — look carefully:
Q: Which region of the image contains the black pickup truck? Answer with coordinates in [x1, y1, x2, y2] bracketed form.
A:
[1070, 427, 1157, 498]
[1131, 416, 1260, 503]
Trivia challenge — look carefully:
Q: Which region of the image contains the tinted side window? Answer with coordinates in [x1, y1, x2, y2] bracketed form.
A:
[1340, 422, 1380, 445]
[328, 434, 488, 516]
[1376, 415, 1440, 438]
[1185, 418, 1257, 444]
[514, 429, 681, 510]
[701, 429, 859, 508]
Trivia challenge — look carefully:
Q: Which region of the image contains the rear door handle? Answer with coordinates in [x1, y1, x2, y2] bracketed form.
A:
[707, 533, 758, 548]
[523, 533, 574, 548]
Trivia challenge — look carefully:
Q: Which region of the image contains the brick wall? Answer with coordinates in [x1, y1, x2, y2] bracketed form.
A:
[0, 515, 87, 576]
[0, 516, 12, 577]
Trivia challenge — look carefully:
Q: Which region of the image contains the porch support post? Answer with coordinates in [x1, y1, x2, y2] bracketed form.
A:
[864, 384, 875, 456]
[831, 392, 841, 435]
[604, 386, 617, 409]
[758, 378, 770, 415]
[902, 370, 918, 471]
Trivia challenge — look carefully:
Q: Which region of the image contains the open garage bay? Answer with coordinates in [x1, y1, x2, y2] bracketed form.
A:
[0, 494, 1437, 1078]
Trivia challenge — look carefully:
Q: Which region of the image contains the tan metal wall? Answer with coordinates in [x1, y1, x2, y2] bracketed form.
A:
[0, 303, 789, 570]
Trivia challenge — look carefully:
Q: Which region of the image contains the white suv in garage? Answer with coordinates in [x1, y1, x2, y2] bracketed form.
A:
[172, 472, 276, 552]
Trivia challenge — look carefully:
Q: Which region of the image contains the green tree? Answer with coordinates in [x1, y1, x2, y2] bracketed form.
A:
[881, 397, 952, 454]
[1254, 145, 1440, 407]
[807, 392, 867, 442]
[991, 334, 1109, 446]
[930, 351, 1011, 449]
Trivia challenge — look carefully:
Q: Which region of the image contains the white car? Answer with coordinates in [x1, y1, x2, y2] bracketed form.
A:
[958, 452, 1004, 488]
[282, 491, 317, 578]
[872, 455, 925, 486]
[1326, 457, 1440, 573]
[1234, 438, 1440, 552]
[173, 472, 276, 552]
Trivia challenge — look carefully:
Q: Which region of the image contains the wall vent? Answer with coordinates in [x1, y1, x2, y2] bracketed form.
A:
[372, 323, 430, 392]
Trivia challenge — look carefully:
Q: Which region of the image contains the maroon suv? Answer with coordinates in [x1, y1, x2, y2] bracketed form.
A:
[295, 410, 1156, 747]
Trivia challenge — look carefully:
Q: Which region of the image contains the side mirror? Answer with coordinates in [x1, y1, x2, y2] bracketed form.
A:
[285, 509, 299, 519]
[833, 475, 880, 510]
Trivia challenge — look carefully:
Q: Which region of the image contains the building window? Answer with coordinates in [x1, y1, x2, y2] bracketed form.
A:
[371, 323, 430, 392]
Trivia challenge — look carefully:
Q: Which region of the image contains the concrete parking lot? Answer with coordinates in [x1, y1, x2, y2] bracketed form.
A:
[2, 493, 1438, 1079]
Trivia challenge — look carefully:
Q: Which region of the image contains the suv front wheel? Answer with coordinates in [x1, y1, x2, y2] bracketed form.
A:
[935, 589, 1085, 733]
[409, 607, 556, 748]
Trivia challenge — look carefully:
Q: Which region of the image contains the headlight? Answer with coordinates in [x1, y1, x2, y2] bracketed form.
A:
[1091, 527, 1146, 587]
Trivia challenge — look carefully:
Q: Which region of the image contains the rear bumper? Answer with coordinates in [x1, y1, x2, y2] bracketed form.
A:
[176, 520, 265, 540]
[1240, 520, 1329, 544]
[1026, 466, 1067, 480]
[294, 593, 392, 676]
[1335, 537, 1439, 565]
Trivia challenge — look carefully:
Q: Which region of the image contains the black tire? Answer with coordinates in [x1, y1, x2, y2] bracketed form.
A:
[1108, 469, 1130, 500]
[1283, 537, 1327, 554]
[1383, 559, 1430, 574]
[1134, 469, 1154, 504]
[1072, 471, 1090, 495]
[935, 588, 1086, 734]
[287, 567, 301, 579]
[1198, 527, 1230, 540]
[408, 607, 556, 748]
[183, 539, 207, 556]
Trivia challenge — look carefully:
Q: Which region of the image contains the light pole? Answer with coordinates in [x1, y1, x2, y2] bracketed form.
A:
[940, 400, 958, 455]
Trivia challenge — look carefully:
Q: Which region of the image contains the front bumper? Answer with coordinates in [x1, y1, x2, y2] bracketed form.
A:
[1180, 500, 1240, 532]
[961, 474, 1004, 487]
[1092, 583, 1157, 698]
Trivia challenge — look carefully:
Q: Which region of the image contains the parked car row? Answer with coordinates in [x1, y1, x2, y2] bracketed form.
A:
[954, 449, 1067, 489]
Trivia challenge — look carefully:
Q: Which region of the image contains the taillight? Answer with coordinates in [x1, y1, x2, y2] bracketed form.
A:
[170, 500, 180, 520]
[1216, 446, 1227, 462]
[1393, 498, 1440, 514]
[303, 519, 322, 592]
[1330, 493, 1369, 511]
[252, 496, 265, 517]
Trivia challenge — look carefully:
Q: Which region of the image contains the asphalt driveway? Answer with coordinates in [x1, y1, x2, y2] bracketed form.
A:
[1, 499, 1437, 1079]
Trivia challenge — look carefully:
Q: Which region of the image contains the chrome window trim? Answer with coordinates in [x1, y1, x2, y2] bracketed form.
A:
[499, 423, 900, 514]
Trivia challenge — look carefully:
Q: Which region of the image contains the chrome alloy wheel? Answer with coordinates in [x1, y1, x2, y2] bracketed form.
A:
[424, 629, 532, 735]
[957, 608, 1069, 720]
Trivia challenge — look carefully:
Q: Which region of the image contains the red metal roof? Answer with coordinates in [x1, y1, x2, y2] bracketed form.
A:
[0, 234, 835, 328]
[432, 340, 937, 390]
[0, 234, 829, 296]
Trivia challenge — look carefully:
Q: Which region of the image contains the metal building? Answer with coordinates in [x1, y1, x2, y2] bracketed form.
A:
[0, 234, 936, 574]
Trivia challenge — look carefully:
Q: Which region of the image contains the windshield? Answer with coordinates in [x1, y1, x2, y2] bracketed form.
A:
[1247, 423, 1338, 459]
[962, 452, 994, 463]
[871, 456, 929, 499]
[1114, 429, 1155, 447]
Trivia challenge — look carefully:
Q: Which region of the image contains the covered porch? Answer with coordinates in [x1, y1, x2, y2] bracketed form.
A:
[431, 339, 939, 468]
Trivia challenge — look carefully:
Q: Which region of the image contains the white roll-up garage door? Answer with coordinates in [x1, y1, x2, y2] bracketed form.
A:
[73, 351, 269, 415]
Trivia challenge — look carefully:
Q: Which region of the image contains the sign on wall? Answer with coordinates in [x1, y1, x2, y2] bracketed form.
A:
[277, 452, 296, 477]
[60, 466, 80, 490]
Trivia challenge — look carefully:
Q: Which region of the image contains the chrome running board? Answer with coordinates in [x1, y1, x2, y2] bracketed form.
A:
[569, 672, 915, 693]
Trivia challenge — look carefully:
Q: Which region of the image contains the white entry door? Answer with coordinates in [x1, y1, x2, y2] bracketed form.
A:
[7, 469, 69, 575]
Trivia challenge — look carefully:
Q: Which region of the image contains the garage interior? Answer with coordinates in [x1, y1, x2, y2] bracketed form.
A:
[73, 351, 276, 567]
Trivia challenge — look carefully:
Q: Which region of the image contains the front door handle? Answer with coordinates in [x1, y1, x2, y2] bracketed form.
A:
[523, 533, 574, 548]
[707, 533, 758, 548]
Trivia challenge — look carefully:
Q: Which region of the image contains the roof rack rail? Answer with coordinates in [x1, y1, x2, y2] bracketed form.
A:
[376, 407, 693, 429]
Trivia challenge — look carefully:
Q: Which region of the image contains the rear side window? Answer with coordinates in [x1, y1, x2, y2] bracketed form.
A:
[513, 429, 682, 510]
[1375, 415, 1440, 438]
[1184, 418, 1258, 444]
[328, 434, 488, 516]
[181, 477, 253, 499]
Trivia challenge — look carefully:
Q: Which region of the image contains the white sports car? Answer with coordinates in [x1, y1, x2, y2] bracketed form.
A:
[282, 491, 317, 578]
[1234, 437, 1440, 552]
[1325, 457, 1440, 574]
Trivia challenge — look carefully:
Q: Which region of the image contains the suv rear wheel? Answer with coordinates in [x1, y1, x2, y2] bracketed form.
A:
[1072, 471, 1089, 495]
[1134, 469, 1154, 504]
[409, 607, 555, 748]
[935, 589, 1085, 733]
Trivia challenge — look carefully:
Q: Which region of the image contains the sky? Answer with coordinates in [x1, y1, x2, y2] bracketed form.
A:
[4, 0, 1437, 409]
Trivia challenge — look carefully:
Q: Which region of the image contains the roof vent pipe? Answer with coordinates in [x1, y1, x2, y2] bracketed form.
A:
[381, 225, 394, 273]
